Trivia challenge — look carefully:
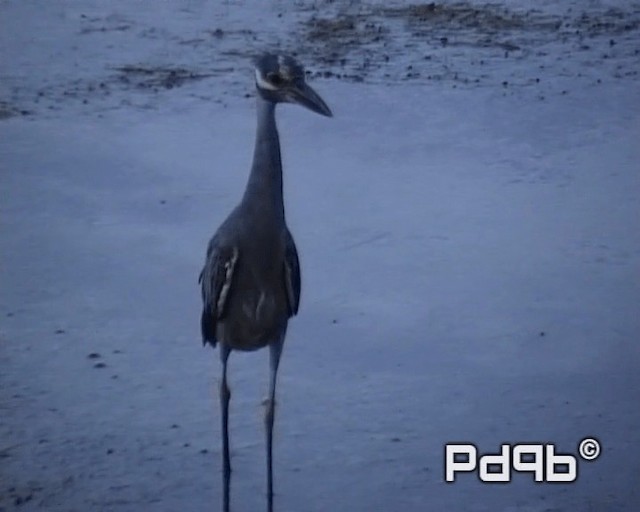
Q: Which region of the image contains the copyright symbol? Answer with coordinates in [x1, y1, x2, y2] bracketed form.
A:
[578, 437, 601, 461]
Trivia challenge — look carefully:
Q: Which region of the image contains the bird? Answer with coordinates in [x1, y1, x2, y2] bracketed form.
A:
[198, 53, 332, 512]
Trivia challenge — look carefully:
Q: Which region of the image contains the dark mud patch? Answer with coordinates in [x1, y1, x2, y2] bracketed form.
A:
[382, 2, 562, 32]
[78, 12, 133, 35]
[113, 65, 215, 90]
[297, 1, 640, 88]
[0, 101, 30, 120]
[5, 0, 640, 119]
[571, 7, 640, 35]
[0, 483, 42, 508]
[306, 16, 389, 46]
[80, 24, 131, 35]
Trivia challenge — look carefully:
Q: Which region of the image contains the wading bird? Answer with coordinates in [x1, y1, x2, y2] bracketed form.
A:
[198, 53, 332, 512]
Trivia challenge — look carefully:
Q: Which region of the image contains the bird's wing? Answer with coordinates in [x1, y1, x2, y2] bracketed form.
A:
[198, 236, 239, 346]
[284, 228, 301, 316]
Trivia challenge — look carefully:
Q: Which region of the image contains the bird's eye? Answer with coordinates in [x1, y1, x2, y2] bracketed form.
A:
[267, 73, 284, 86]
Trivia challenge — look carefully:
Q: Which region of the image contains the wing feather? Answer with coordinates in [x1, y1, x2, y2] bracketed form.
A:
[199, 236, 239, 346]
[283, 229, 301, 316]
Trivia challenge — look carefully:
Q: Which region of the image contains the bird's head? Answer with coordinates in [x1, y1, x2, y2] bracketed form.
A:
[253, 53, 332, 117]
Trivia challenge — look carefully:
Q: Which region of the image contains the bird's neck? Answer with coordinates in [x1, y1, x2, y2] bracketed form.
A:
[242, 95, 285, 222]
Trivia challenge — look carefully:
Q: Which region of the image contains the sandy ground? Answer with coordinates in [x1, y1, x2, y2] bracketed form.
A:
[1, 1, 639, 511]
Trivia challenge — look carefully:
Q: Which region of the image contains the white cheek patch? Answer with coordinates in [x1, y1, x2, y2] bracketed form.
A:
[255, 69, 278, 91]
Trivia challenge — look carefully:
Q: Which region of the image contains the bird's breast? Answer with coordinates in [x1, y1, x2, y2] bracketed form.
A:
[217, 260, 289, 350]
[240, 288, 277, 324]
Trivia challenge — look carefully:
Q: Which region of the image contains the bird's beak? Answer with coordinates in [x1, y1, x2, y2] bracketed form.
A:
[288, 82, 333, 117]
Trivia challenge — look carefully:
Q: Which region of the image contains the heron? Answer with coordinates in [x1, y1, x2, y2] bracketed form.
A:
[198, 53, 332, 512]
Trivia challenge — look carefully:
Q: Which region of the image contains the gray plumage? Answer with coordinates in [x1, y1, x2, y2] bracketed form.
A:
[198, 53, 331, 512]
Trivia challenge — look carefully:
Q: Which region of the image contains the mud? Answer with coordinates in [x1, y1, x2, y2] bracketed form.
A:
[299, 1, 640, 85]
[2, 1, 639, 118]
[113, 66, 215, 91]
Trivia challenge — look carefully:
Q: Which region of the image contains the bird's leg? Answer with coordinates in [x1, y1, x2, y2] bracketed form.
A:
[265, 338, 284, 512]
[219, 344, 232, 512]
